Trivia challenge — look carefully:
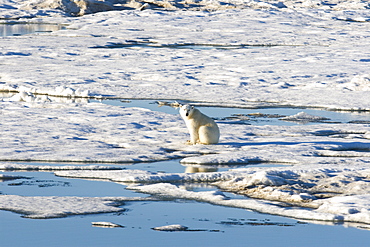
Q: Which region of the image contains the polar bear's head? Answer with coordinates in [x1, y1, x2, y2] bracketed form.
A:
[179, 104, 194, 118]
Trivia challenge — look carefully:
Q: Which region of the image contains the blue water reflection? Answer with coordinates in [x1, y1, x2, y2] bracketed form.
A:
[0, 23, 64, 36]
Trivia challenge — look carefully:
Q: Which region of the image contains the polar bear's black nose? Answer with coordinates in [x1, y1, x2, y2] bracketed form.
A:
[186, 112, 189, 117]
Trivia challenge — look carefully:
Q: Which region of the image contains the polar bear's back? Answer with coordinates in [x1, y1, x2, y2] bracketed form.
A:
[192, 109, 220, 144]
[191, 108, 214, 125]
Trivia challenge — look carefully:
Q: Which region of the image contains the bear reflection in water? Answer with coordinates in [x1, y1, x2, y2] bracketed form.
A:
[185, 166, 218, 173]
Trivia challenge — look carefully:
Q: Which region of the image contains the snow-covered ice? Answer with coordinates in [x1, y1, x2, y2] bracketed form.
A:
[0, 101, 191, 162]
[1, 1, 370, 110]
[53, 163, 370, 224]
[1, 99, 369, 163]
[1, 0, 370, 229]
[3, 0, 370, 17]
[0, 194, 153, 218]
[128, 182, 370, 224]
[0, 163, 122, 170]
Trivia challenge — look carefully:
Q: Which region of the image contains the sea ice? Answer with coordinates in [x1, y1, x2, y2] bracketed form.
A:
[0, 195, 142, 218]
[1, 2, 370, 110]
[129, 180, 370, 224]
[54, 163, 370, 224]
[1, 0, 370, 228]
[1, 98, 369, 164]
[0, 101, 191, 162]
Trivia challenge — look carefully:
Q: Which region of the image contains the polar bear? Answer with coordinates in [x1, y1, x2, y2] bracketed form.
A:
[179, 104, 220, 145]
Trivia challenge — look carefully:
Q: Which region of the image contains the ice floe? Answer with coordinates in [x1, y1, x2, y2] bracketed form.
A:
[91, 221, 124, 228]
[53, 163, 370, 224]
[129, 181, 370, 224]
[128, 183, 340, 222]
[152, 224, 189, 231]
[0, 195, 153, 218]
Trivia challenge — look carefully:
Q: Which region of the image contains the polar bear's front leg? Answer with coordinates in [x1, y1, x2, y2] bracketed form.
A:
[187, 125, 199, 145]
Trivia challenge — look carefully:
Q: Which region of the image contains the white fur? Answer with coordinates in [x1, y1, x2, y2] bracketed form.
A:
[179, 104, 220, 145]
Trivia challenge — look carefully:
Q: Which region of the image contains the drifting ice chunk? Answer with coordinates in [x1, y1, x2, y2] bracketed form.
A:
[152, 224, 189, 231]
[92, 222, 124, 228]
